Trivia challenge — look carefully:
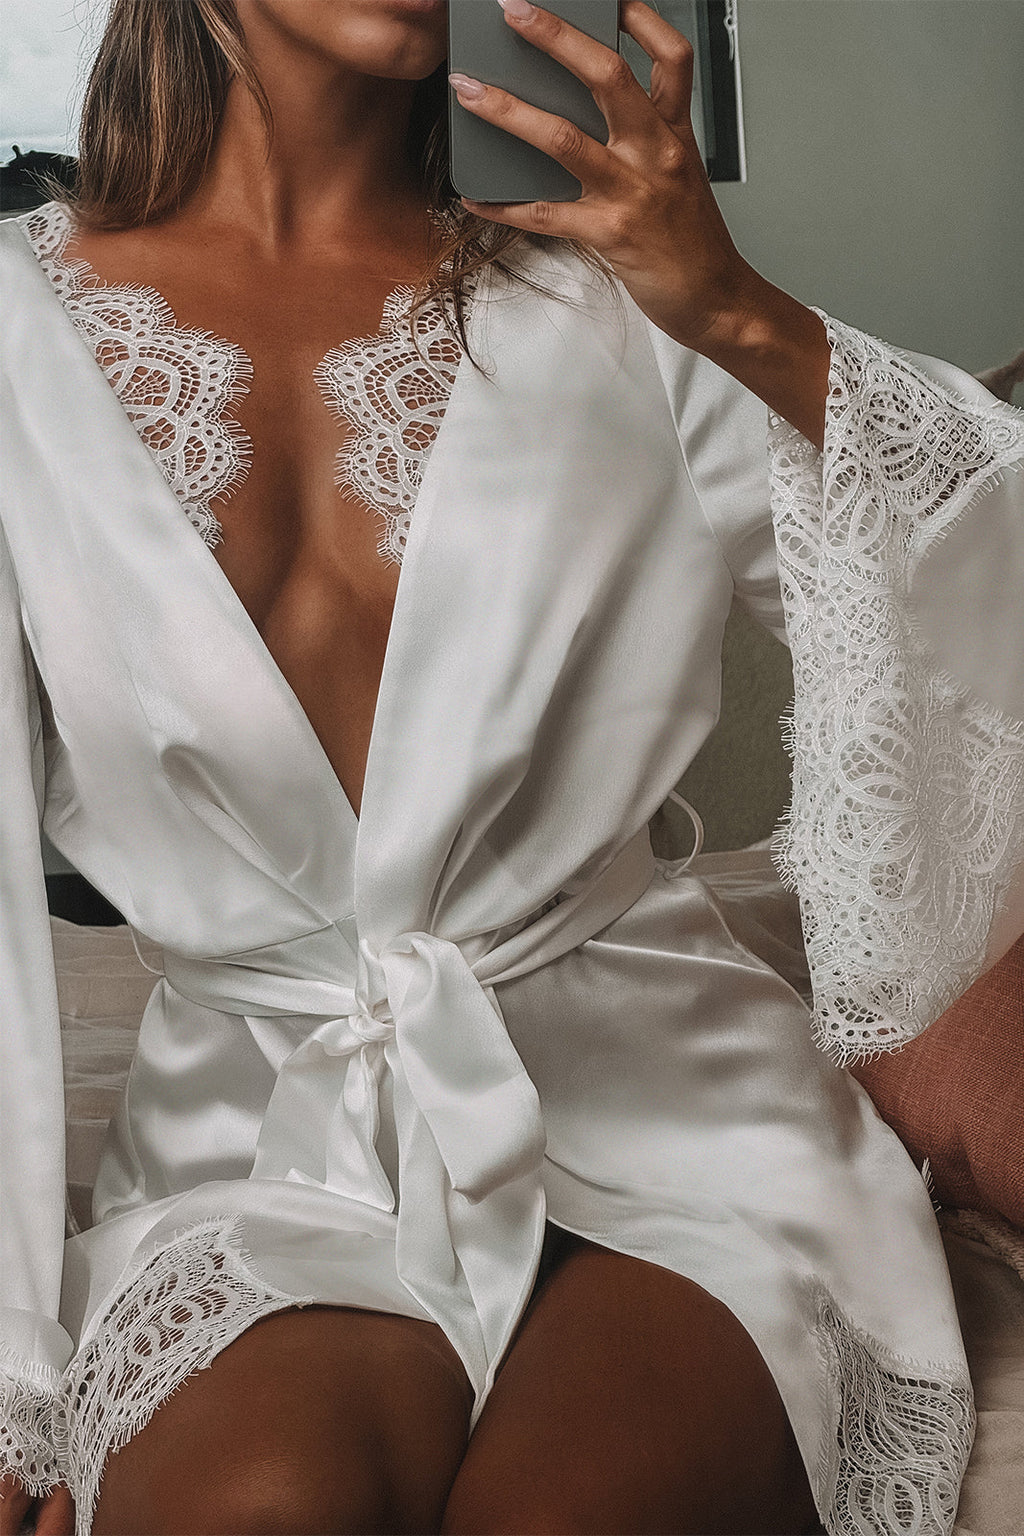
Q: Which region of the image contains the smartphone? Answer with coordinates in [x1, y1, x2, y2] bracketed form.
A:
[448, 0, 621, 203]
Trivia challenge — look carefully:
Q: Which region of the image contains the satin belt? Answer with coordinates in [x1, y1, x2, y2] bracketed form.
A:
[159, 830, 657, 1396]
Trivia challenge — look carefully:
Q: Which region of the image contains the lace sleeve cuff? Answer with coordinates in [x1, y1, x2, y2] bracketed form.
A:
[766, 309, 1024, 1064]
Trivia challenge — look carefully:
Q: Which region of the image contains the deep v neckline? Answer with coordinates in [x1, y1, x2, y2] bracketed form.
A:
[13, 205, 475, 836]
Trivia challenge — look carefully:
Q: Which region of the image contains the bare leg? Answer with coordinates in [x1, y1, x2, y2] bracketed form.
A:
[441, 1231, 823, 1536]
[89, 1304, 473, 1535]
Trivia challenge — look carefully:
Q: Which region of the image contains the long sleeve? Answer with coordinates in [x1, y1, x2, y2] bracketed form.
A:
[767, 310, 1024, 1064]
[0, 519, 73, 1498]
[649, 308, 1024, 1065]
[645, 318, 789, 642]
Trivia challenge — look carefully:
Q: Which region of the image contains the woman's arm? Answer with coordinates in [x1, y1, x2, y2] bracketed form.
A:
[0, 520, 75, 1526]
[684, 281, 830, 455]
[449, 0, 831, 450]
[452, 3, 1024, 1052]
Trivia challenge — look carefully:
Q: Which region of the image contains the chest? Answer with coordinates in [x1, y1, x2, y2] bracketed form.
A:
[24, 204, 465, 813]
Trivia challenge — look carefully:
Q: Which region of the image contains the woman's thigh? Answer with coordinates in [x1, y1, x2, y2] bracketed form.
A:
[441, 1231, 823, 1536]
[89, 1303, 473, 1535]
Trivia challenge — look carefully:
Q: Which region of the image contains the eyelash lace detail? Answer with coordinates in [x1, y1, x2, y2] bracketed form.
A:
[811, 1285, 975, 1536]
[313, 287, 466, 567]
[18, 201, 464, 567]
[3, 1256, 978, 1536]
[0, 1349, 64, 1501]
[19, 202, 253, 550]
[57, 1216, 318, 1536]
[768, 310, 1024, 1064]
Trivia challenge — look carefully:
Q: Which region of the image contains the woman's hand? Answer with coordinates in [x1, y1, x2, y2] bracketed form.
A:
[0, 1473, 75, 1536]
[449, 0, 831, 450]
[449, 0, 750, 350]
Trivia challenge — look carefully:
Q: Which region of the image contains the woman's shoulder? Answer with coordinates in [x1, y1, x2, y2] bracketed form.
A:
[0, 204, 63, 333]
[1, 199, 65, 260]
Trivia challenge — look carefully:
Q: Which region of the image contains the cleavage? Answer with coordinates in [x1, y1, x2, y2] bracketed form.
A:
[41, 206, 461, 818]
[210, 342, 405, 821]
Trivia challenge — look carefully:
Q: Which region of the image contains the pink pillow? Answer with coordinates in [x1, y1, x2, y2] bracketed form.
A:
[850, 934, 1024, 1226]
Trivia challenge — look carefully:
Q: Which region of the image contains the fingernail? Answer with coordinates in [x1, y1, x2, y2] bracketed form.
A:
[499, 0, 536, 20]
[448, 73, 485, 100]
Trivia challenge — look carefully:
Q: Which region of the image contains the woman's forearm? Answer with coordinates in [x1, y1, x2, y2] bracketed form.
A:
[688, 270, 831, 454]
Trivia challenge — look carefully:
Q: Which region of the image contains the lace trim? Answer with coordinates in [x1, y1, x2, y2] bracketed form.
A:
[18, 200, 466, 567]
[59, 1215, 317, 1536]
[18, 202, 253, 550]
[768, 311, 1024, 1063]
[811, 1284, 975, 1536]
[0, 1350, 63, 1501]
[313, 285, 467, 566]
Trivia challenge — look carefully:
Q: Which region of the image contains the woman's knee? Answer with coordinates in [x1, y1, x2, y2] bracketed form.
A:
[89, 1303, 472, 1535]
[441, 1478, 610, 1535]
[163, 1460, 388, 1535]
[92, 1427, 394, 1534]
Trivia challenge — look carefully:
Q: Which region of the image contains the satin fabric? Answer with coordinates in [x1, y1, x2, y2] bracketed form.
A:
[3, 213, 1021, 1529]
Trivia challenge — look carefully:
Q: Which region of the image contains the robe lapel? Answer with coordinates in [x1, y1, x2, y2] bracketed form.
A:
[4, 220, 412, 920]
[3, 221, 737, 1406]
[353, 255, 734, 945]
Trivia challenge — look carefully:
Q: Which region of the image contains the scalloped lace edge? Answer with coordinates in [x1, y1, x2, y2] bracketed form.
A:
[768, 310, 1024, 1065]
[0, 1217, 317, 1536]
[811, 1282, 975, 1536]
[61, 1214, 317, 1536]
[17, 201, 253, 550]
[312, 282, 471, 568]
[0, 1350, 64, 1502]
[3, 1250, 978, 1536]
[17, 200, 467, 569]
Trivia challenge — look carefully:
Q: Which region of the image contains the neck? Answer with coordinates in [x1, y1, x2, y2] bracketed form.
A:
[181, 15, 432, 261]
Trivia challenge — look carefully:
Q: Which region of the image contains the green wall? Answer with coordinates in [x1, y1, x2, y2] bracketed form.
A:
[711, 0, 1023, 377]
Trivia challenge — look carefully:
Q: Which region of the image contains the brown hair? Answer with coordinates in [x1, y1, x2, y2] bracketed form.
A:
[61, 0, 610, 351]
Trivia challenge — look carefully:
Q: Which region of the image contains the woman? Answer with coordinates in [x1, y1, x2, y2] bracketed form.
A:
[2, 2, 1022, 1534]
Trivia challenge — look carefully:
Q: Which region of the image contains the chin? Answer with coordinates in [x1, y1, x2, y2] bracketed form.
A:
[245, 0, 450, 80]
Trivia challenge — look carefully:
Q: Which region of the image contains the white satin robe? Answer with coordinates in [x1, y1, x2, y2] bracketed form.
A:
[2, 212, 1023, 1536]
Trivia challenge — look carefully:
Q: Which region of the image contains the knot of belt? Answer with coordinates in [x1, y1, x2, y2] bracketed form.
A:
[351, 939, 395, 1040]
[158, 828, 657, 1396]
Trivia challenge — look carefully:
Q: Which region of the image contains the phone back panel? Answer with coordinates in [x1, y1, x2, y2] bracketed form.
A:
[448, 0, 620, 203]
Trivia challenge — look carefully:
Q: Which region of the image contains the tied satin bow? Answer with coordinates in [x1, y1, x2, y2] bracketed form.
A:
[246, 931, 550, 1214]
[159, 829, 656, 1405]
[162, 925, 551, 1396]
